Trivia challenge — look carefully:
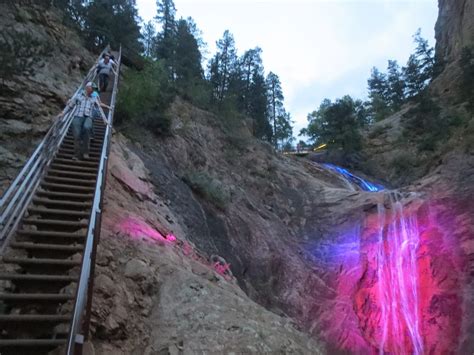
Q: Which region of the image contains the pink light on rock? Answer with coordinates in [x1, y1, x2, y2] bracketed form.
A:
[118, 217, 176, 244]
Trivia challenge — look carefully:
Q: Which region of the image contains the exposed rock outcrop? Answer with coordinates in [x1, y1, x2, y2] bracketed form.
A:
[0, 3, 92, 193]
[90, 133, 324, 353]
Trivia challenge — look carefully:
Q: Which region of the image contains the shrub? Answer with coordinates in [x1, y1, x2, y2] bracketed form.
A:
[402, 93, 448, 151]
[182, 172, 230, 210]
[115, 60, 174, 135]
[391, 152, 418, 176]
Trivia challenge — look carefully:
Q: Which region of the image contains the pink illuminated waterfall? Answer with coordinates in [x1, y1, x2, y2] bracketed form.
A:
[376, 195, 423, 355]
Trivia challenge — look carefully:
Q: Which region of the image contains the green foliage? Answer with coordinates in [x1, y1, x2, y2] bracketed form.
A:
[52, 0, 143, 54]
[266, 72, 286, 146]
[460, 46, 474, 111]
[366, 29, 435, 122]
[302, 96, 367, 156]
[403, 30, 435, 98]
[116, 61, 174, 135]
[173, 18, 205, 99]
[142, 21, 156, 58]
[0, 31, 53, 83]
[391, 152, 418, 176]
[386, 60, 405, 111]
[182, 172, 230, 210]
[402, 93, 447, 151]
[155, 0, 177, 61]
[209, 30, 238, 102]
[367, 67, 390, 121]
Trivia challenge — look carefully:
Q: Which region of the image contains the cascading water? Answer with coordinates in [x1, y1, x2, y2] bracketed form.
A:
[322, 164, 424, 354]
[375, 194, 423, 355]
[323, 163, 384, 192]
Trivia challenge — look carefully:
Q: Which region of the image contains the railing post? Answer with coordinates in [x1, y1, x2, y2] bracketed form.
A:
[82, 210, 101, 340]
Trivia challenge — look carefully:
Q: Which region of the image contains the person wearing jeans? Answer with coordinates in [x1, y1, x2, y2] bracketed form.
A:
[96, 54, 116, 92]
[61, 82, 110, 160]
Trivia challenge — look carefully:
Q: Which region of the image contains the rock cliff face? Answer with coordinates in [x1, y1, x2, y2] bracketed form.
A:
[435, 0, 474, 64]
[0, 3, 92, 193]
[89, 134, 324, 354]
[432, 0, 474, 100]
[117, 96, 473, 354]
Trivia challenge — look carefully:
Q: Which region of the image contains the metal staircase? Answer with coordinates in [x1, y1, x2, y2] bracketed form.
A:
[0, 46, 121, 354]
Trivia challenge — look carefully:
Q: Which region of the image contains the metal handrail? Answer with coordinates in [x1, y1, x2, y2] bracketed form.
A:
[0, 46, 110, 251]
[66, 45, 121, 355]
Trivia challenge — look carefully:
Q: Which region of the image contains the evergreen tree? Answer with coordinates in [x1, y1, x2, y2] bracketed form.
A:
[274, 110, 293, 149]
[386, 60, 405, 111]
[266, 72, 285, 147]
[84, 0, 143, 53]
[302, 96, 366, 155]
[248, 71, 272, 141]
[174, 18, 204, 94]
[403, 54, 425, 98]
[209, 30, 238, 102]
[142, 20, 156, 58]
[367, 67, 390, 121]
[402, 30, 435, 99]
[413, 29, 435, 85]
[155, 0, 177, 62]
[238, 47, 263, 113]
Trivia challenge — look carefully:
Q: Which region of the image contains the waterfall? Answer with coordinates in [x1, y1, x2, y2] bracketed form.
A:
[323, 164, 423, 354]
[376, 194, 423, 355]
[322, 163, 384, 192]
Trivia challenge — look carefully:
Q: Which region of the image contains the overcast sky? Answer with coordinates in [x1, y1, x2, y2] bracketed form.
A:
[136, 0, 438, 137]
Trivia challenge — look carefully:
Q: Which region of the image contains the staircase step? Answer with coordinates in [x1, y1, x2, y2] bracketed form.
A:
[17, 230, 86, 239]
[0, 293, 74, 301]
[44, 175, 96, 185]
[0, 314, 70, 322]
[46, 169, 97, 179]
[35, 190, 94, 200]
[40, 182, 95, 192]
[32, 197, 92, 208]
[52, 158, 99, 168]
[50, 164, 98, 173]
[22, 219, 88, 227]
[3, 257, 81, 266]
[0, 273, 78, 282]
[58, 147, 101, 155]
[62, 140, 102, 148]
[11, 242, 84, 252]
[28, 207, 90, 218]
[0, 339, 67, 347]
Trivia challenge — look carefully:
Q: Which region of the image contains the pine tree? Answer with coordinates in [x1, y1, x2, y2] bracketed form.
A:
[274, 110, 293, 150]
[155, 0, 177, 62]
[402, 30, 435, 99]
[237, 47, 263, 114]
[266, 72, 284, 147]
[403, 54, 425, 98]
[142, 21, 156, 58]
[248, 71, 272, 141]
[413, 29, 435, 85]
[174, 18, 203, 93]
[367, 67, 390, 121]
[386, 60, 405, 111]
[209, 30, 237, 102]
